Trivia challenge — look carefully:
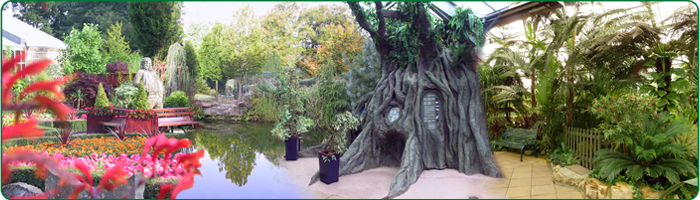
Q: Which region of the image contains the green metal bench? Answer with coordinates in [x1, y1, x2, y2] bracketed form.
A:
[492, 128, 538, 161]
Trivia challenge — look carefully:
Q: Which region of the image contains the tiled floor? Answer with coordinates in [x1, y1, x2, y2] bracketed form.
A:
[281, 150, 584, 199]
[481, 151, 584, 199]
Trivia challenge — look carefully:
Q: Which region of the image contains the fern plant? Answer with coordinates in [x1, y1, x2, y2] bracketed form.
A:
[593, 112, 697, 187]
[549, 142, 579, 167]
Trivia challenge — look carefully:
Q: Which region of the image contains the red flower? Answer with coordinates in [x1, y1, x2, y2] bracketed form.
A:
[1, 119, 43, 141]
[597, 108, 601, 112]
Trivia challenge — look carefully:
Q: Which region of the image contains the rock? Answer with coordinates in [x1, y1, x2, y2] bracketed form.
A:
[45, 171, 144, 199]
[584, 178, 609, 199]
[610, 182, 633, 199]
[552, 165, 587, 188]
[2, 182, 43, 198]
[133, 57, 164, 109]
[197, 100, 220, 108]
[641, 185, 660, 199]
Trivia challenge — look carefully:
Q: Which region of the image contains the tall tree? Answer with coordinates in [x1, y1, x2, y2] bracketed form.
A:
[297, 4, 365, 77]
[7, 2, 133, 45]
[59, 24, 105, 75]
[183, 22, 213, 51]
[184, 41, 199, 77]
[261, 2, 305, 68]
[219, 5, 267, 101]
[128, 1, 183, 60]
[101, 22, 132, 63]
[197, 23, 224, 86]
[304, 2, 501, 198]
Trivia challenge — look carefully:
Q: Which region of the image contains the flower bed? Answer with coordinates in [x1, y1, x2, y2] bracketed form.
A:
[5, 151, 189, 179]
[3, 136, 149, 157]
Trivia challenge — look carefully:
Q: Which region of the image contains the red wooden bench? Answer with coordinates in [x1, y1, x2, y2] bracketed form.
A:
[153, 107, 202, 133]
[101, 107, 201, 135]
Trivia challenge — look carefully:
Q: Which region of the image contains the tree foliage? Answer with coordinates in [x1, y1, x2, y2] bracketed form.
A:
[59, 24, 105, 75]
[197, 23, 224, 82]
[261, 2, 306, 68]
[94, 83, 110, 108]
[101, 22, 133, 64]
[184, 41, 199, 77]
[128, 1, 183, 60]
[297, 4, 364, 77]
[133, 83, 149, 110]
[345, 38, 381, 107]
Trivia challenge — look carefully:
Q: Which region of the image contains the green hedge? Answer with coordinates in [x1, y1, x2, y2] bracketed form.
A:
[2, 132, 186, 148]
[37, 120, 87, 133]
[4, 166, 179, 199]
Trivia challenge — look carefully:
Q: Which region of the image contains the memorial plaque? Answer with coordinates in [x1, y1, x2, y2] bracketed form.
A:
[386, 107, 400, 124]
[422, 92, 440, 130]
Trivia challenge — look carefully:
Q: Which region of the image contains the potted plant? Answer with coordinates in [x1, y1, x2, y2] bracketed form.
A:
[271, 68, 314, 160]
[126, 83, 158, 135]
[86, 83, 113, 133]
[318, 111, 359, 184]
[125, 109, 158, 135]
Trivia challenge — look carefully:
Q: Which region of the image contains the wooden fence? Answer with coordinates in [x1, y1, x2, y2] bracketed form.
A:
[563, 127, 606, 169]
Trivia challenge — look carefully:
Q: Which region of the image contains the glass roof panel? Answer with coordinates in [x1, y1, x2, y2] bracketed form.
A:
[452, 2, 512, 17]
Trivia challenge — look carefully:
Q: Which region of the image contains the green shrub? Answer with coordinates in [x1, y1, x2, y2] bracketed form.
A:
[4, 165, 179, 199]
[593, 112, 697, 188]
[164, 91, 189, 108]
[248, 91, 279, 122]
[112, 83, 138, 108]
[94, 83, 111, 108]
[133, 83, 149, 110]
[6, 166, 45, 189]
[549, 142, 578, 167]
[308, 60, 351, 129]
[144, 179, 179, 199]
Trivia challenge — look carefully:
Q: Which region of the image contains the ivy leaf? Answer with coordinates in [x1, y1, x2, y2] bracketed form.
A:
[657, 90, 667, 97]
[650, 72, 661, 80]
[657, 80, 666, 88]
[639, 85, 655, 94]
[670, 68, 686, 76]
[670, 78, 690, 93]
[658, 98, 669, 107]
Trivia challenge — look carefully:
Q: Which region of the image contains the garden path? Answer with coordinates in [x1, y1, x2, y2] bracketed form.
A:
[280, 151, 584, 199]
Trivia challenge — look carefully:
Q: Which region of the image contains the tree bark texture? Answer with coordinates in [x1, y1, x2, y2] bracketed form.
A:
[305, 46, 502, 198]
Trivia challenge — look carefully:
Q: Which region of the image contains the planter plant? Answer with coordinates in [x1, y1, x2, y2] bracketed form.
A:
[271, 68, 314, 160]
[318, 111, 359, 184]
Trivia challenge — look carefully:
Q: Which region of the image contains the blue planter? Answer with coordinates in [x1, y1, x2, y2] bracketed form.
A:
[318, 151, 340, 184]
[284, 137, 300, 160]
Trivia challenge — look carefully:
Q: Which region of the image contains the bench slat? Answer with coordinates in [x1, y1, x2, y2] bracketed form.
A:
[157, 112, 191, 117]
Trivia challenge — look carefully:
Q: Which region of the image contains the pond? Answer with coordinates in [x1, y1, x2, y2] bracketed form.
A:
[176, 121, 326, 199]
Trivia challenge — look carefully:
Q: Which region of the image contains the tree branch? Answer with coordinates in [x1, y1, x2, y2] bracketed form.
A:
[347, 2, 378, 38]
[381, 10, 408, 22]
[375, 1, 386, 38]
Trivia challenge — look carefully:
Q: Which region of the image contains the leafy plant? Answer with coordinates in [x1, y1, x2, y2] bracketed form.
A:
[106, 59, 130, 74]
[310, 60, 351, 129]
[592, 112, 697, 187]
[164, 91, 190, 108]
[63, 72, 113, 102]
[589, 94, 659, 140]
[270, 68, 315, 140]
[321, 111, 359, 162]
[639, 45, 691, 112]
[112, 83, 138, 108]
[94, 83, 110, 108]
[69, 89, 86, 109]
[549, 142, 578, 167]
[126, 109, 157, 120]
[59, 23, 106, 75]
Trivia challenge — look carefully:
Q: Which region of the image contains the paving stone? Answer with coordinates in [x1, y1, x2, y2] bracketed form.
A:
[508, 186, 531, 198]
[510, 177, 532, 187]
[531, 184, 556, 195]
[565, 164, 590, 175]
[531, 193, 557, 199]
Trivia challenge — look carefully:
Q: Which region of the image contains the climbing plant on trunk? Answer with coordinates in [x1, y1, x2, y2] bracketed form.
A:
[305, 2, 502, 198]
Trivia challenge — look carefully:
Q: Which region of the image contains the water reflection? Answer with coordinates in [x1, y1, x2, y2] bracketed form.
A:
[176, 122, 326, 199]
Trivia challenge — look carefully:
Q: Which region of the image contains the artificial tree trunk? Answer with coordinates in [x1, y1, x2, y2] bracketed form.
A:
[305, 43, 502, 199]
[302, 3, 503, 198]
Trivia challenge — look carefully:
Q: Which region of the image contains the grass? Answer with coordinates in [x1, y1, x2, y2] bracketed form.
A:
[195, 94, 216, 101]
